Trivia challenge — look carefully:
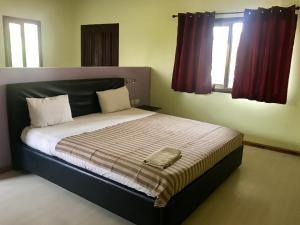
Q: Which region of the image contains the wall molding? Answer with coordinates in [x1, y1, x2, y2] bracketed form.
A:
[243, 141, 300, 157]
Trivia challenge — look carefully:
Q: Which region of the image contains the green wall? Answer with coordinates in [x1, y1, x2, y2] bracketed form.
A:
[0, 0, 77, 67]
[73, 0, 300, 151]
[1, 0, 299, 151]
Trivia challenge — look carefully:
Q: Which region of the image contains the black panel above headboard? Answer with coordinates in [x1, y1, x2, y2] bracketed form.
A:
[6, 78, 124, 166]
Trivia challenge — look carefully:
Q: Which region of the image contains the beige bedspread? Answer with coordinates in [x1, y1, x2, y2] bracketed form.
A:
[55, 113, 243, 207]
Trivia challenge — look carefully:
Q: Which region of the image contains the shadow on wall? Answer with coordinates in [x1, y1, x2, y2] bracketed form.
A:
[287, 20, 300, 107]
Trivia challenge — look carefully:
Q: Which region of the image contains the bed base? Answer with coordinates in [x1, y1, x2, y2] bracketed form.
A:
[7, 78, 243, 225]
[16, 144, 243, 225]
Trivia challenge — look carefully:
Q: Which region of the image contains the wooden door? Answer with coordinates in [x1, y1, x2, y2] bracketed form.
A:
[81, 24, 119, 66]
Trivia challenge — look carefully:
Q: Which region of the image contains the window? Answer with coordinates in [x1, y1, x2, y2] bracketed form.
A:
[211, 18, 243, 92]
[3, 16, 42, 67]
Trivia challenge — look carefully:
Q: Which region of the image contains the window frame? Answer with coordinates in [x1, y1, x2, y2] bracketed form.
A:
[212, 17, 243, 93]
[3, 16, 43, 67]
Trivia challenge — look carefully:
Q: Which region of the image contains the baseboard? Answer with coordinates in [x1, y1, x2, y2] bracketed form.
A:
[0, 166, 12, 174]
[243, 141, 300, 157]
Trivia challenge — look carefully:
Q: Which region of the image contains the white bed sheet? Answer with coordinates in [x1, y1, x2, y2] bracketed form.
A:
[21, 108, 156, 197]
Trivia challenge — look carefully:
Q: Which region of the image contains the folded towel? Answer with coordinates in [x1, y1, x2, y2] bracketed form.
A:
[144, 147, 182, 170]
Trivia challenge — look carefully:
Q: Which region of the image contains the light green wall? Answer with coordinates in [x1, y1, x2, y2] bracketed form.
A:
[0, 0, 77, 67]
[73, 0, 300, 151]
[1, 0, 299, 151]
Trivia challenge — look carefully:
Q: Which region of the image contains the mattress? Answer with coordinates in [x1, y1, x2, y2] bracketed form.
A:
[21, 108, 157, 196]
[21, 108, 243, 206]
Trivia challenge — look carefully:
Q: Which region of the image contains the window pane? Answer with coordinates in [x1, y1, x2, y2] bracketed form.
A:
[211, 26, 229, 85]
[228, 22, 243, 88]
[9, 23, 24, 67]
[24, 23, 40, 67]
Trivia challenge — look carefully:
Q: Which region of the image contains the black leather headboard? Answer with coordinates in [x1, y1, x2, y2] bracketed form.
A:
[6, 78, 124, 160]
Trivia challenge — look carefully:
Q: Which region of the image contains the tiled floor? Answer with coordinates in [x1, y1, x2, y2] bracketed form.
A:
[1, 146, 300, 225]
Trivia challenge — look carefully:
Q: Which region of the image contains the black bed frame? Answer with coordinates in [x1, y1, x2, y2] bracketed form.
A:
[6, 78, 243, 225]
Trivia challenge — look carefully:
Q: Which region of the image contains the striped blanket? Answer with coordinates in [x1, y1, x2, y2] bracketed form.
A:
[56, 113, 243, 207]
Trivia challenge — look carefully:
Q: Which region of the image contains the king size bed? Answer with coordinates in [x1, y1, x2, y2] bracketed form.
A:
[6, 78, 243, 225]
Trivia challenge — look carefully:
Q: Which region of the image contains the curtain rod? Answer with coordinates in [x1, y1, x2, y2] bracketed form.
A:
[172, 6, 300, 18]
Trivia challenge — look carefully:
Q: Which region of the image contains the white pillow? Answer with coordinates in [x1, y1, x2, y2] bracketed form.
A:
[97, 86, 131, 113]
[26, 95, 73, 128]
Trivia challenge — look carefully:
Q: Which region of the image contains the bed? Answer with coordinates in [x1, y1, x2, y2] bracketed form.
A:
[6, 78, 243, 225]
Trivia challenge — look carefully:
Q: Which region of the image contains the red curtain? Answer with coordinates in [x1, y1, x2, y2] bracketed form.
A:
[232, 6, 298, 104]
[172, 12, 215, 94]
